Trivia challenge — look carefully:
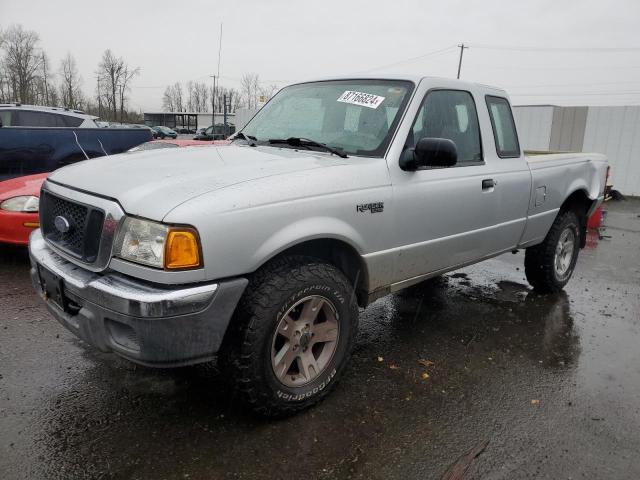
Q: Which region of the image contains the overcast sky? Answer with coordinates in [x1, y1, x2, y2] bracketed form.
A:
[2, 0, 639, 111]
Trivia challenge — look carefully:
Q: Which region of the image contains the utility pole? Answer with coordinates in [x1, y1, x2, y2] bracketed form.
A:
[210, 23, 223, 130]
[117, 84, 124, 123]
[42, 53, 49, 105]
[97, 77, 102, 118]
[457, 43, 468, 79]
[210, 75, 216, 127]
[223, 93, 228, 138]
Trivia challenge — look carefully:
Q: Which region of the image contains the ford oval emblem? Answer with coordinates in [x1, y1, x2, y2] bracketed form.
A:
[54, 215, 71, 233]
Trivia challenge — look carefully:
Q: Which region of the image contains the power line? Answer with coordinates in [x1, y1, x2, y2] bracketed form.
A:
[466, 63, 640, 71]
[512, 91, 640, 97]
[354, 45, 458, 73]
[505, 80, 640, 89]
[472, 44, 640, 53]
[129, 74, 292, 91]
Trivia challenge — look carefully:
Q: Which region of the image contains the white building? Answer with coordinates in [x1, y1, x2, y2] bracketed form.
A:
[514, 105, 640, 196]
[143, 112, 235, 131]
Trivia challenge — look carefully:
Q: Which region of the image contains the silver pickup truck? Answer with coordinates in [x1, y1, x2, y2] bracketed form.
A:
[29, 76, 608, 416]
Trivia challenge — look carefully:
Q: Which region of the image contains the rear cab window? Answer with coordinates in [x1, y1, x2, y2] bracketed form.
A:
[485, 96, 521, 158]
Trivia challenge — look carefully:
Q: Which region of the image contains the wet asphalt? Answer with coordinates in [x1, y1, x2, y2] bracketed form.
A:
[1, 199, 639, 480]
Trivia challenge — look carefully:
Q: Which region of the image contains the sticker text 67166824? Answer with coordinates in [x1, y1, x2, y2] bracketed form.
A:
[337, 91, 385, 109]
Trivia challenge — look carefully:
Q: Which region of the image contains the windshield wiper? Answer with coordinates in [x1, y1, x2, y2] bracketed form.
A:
[268, 137, 348, 158]
[233, 132, 257, 146]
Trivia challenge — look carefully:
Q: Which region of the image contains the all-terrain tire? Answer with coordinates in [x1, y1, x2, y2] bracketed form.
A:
[221, 255, 359, 417]
[525, 210, 581, 293]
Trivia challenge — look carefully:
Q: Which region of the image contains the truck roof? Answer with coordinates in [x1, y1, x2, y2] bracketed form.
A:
[291, 74, 509, 96]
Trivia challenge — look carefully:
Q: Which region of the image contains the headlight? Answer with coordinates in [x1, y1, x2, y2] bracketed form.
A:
[0, 195, 39, 212]
[115, 217, 202, 270]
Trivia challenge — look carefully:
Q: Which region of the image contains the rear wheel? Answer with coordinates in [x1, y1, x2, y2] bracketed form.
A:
[222, 255, 358, 417]
[525, 210, 581, 293]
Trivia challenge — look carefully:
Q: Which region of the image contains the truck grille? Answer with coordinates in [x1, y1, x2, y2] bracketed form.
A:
[40, 191, 105, 262]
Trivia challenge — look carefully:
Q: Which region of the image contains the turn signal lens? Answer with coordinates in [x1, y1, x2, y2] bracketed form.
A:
[164, 228, 202, 270]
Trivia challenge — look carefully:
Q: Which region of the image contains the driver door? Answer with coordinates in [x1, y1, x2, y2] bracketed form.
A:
[388, 88, 499, 284]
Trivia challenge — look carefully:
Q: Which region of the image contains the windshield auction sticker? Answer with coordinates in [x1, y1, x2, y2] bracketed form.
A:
[337, 91, 385, 109]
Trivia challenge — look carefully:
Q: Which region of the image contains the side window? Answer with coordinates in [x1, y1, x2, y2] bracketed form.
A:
[0, 110, 14, 126]
[16, 111, 59, 127]
[61, 115, 83, 127]
[407, 89, 482, 164]
[485, 96, 520, 158]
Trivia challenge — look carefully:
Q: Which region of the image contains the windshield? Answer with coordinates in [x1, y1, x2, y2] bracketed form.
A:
[241, 79, 414, 157]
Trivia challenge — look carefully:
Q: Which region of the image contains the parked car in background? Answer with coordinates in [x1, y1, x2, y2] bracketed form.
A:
[193, 123, 235, 140]
[29, 76, 607, 416]
[0, 104, 99, 128]
[175, 126, 196, 134]
[127, 124, 156, 136]
[0, 172, 47, 245]
[0, 126, 151, 181]
[0, 139, 230, 246]
[128, 139, 230, 151]
[153, 126, 178, 139]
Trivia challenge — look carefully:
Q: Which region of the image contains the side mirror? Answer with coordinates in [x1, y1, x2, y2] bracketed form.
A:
[400, 137, 457, 171]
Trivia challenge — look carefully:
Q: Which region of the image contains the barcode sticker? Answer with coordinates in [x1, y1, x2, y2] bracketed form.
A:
[337, 91, 385, 109]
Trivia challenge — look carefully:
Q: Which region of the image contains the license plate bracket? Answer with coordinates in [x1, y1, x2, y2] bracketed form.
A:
[38, 265, 67, 311]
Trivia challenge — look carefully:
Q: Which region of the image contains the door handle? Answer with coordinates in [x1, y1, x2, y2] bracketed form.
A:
[482, 179, 496, 190]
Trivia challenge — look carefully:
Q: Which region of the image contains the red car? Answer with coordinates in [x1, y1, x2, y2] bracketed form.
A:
[0, 172, 48, 245]
[0, 139, 231, 246]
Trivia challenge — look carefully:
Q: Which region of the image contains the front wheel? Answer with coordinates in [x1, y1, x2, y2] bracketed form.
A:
[525, 210, 581, 293]
[221, 256, 358, 417]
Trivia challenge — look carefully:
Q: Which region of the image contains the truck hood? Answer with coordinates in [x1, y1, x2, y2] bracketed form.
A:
[48, 145, 350, 219]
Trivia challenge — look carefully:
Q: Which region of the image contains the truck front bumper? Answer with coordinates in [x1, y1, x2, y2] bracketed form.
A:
[29, 230, 248, 367]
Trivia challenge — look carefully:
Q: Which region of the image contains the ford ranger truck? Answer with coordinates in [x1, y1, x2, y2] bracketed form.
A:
[29, 76, 608, 416]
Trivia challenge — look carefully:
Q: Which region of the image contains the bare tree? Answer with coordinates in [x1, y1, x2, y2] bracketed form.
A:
[186, 81, 209, 112]
[172, 82, 183, 112]
[214, 86, 241, 113]
[162, 85, 176, 112]
[40, 52, 53, 105]
[59, 53, 84, 109]
[240, 73, 260, 109]
[186, 81, 195, 111]
[163, 80, 239, 114]
[1, 24, 43, 104]
[0, 29, 9, 103]
[118, 66, 139, 121]
[259, 84, 279, 103]
[97, 50, 122, 119]
[96, 49, 138, 121]
[48, 83, 60, 107]
[195, 82, 209, 112]
[162, 82, 184, 112]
